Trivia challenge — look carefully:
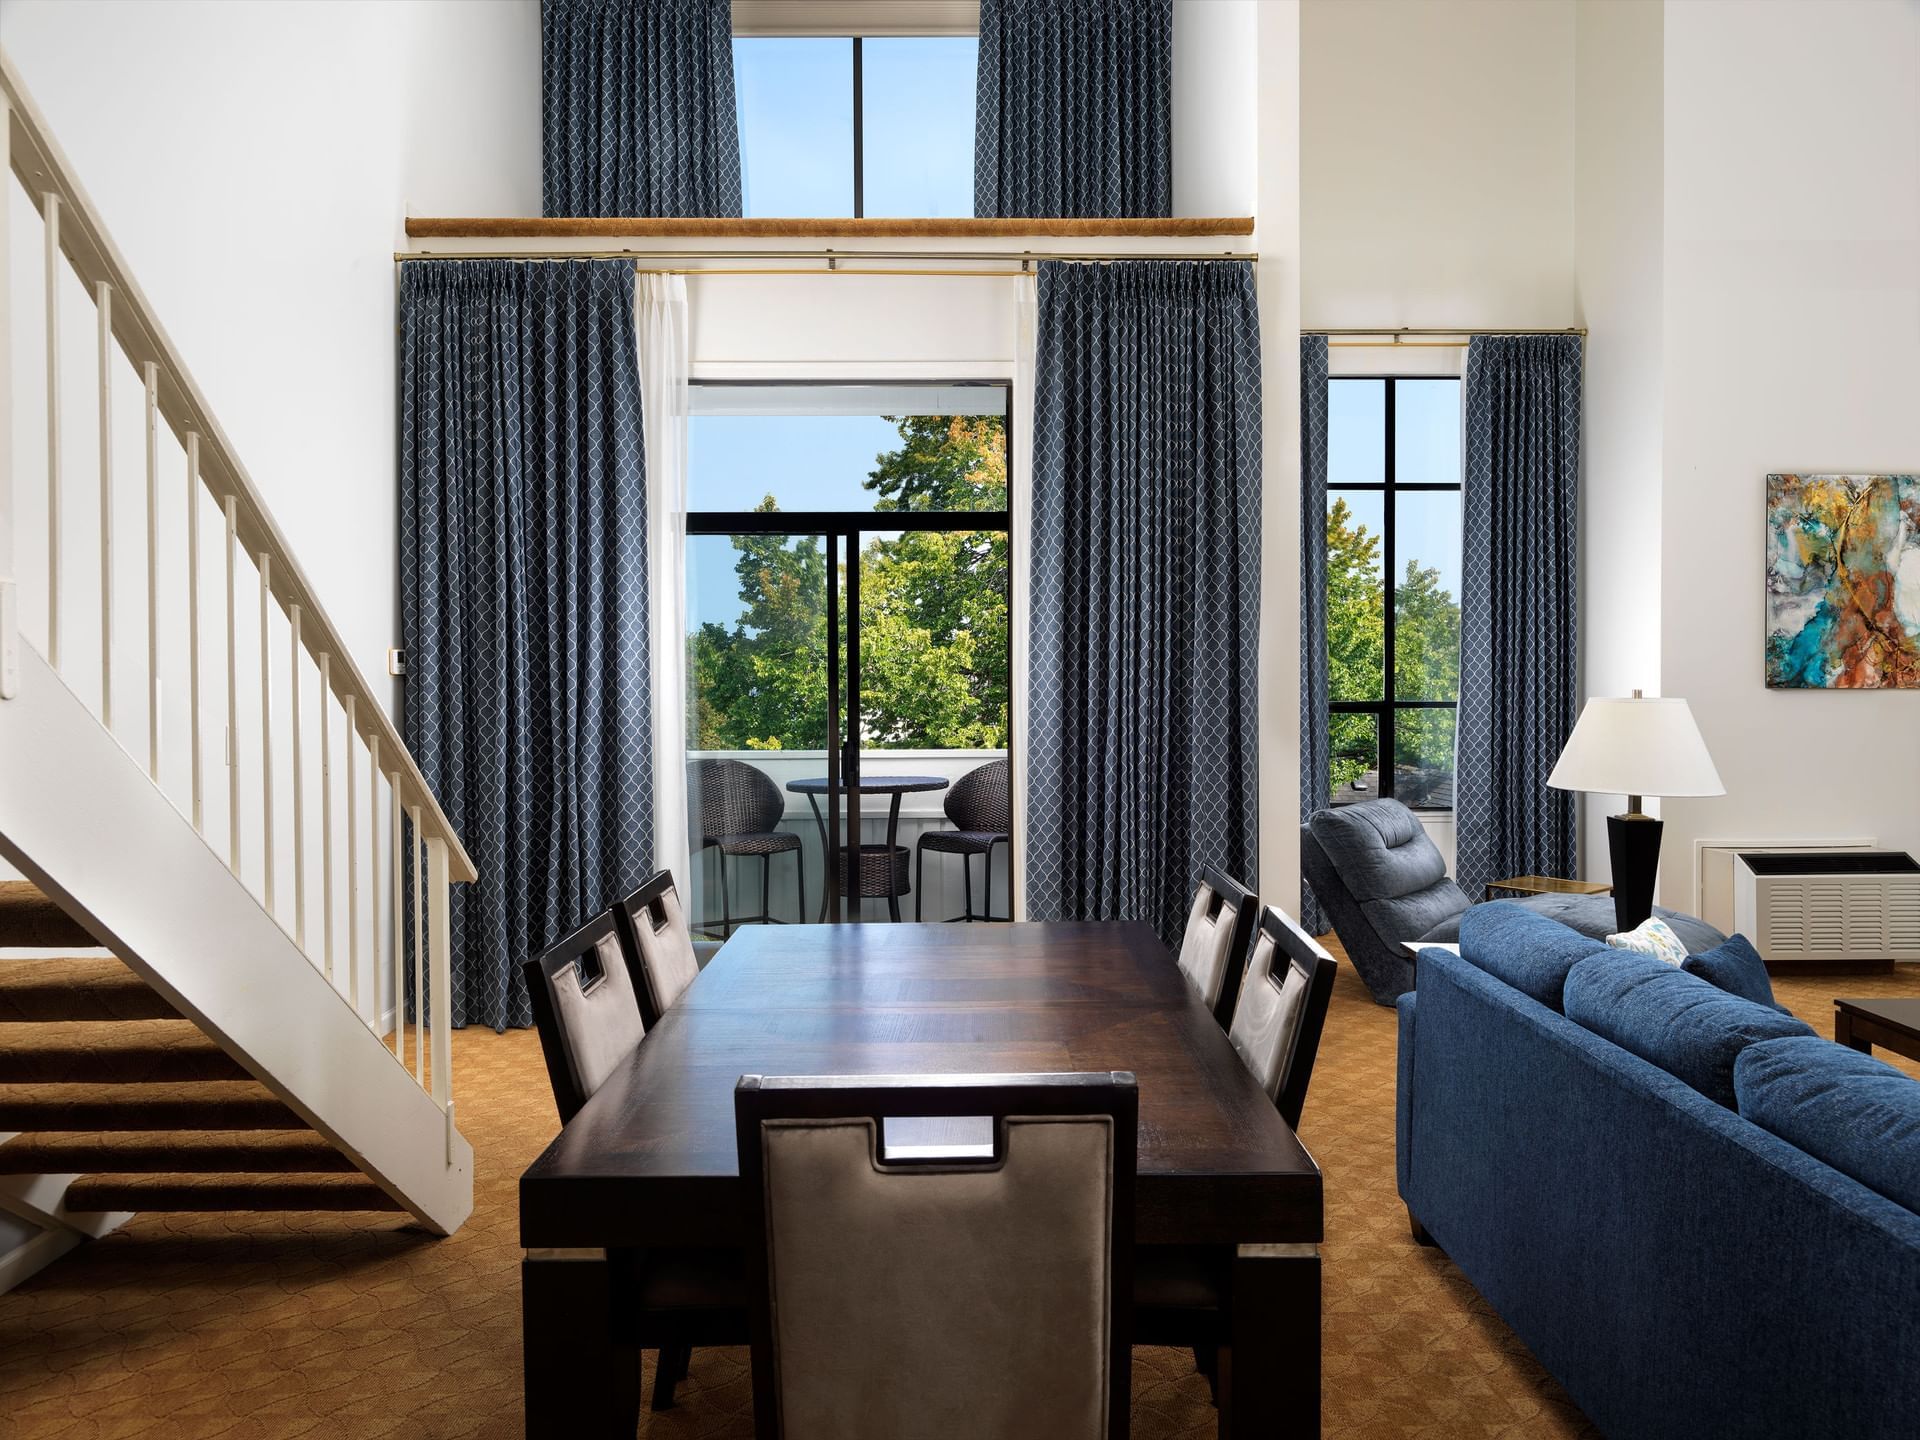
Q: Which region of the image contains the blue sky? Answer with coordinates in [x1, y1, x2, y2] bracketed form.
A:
[1328, 379, 1463, 601]
[733, 38, 976, 217]
[686, 414, 904, 633]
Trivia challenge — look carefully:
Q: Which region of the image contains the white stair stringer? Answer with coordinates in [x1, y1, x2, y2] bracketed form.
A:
[0, 647, 473, 1236]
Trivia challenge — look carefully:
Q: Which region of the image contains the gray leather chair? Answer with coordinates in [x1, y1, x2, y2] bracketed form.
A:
[1228, 906, 1339, 1131]
[1174, 866, 1260, 1029]
[611, 869, 701, 1029]
[734, 1072, 1137, 1440]
[1301, 800, 1468, 1006]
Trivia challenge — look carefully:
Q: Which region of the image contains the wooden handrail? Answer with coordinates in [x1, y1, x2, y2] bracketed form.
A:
[0, 50, 475, 884]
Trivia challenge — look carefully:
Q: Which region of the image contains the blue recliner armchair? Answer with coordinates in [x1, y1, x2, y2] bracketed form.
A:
[1301, 800, 1468, 1005]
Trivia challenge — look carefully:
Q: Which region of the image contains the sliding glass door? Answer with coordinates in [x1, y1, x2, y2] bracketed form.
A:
[684, 384, 1012, 933]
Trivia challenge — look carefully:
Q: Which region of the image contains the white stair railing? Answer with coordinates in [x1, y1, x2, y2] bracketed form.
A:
[0, 52, 469, 1122]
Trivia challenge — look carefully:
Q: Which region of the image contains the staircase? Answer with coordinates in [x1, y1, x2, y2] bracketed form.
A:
[0, 53, 474, 1290]
[0, 885, 399, 1221]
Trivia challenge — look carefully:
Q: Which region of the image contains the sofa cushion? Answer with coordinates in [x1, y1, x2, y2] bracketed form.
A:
[1417, 894, 1728, 955]
[1734, 1035, 1920, 1215]
[1563, 951, 1814, 1108]
[1454, 900, 1611, 1011]
[1307, 800, 1447, 902]
[1681, 934, 1783, 1011]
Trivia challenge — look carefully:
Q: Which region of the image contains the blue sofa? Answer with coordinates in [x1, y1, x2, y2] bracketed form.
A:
[1397, 906, 1920, 1439]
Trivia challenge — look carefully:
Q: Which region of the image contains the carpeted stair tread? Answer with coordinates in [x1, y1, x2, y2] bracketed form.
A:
[0, 1021, 247, 1083]
[0, 881, 94, 948]
[0, 957, 179, 1022]
[63, 1172, 402, 1213]
[0, 1081, 302, 1130]
[0, 1130, 350, 1175]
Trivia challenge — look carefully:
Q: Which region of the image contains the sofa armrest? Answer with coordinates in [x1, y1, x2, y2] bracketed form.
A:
[1395, 991, 1417, 1201]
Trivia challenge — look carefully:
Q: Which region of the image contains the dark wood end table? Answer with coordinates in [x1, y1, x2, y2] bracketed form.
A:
[1833, 998, 1920, 1065]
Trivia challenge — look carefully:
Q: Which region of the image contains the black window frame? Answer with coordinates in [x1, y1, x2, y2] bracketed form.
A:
[1326, 375, 1461, 812]
[684, 379, 1015, 919]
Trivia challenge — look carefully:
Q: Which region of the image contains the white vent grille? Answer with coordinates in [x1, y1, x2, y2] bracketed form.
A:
[1740, 864, 1920, 963]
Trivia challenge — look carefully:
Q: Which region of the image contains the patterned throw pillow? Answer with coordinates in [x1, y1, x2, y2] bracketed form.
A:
[1606, 915, 1690, 966]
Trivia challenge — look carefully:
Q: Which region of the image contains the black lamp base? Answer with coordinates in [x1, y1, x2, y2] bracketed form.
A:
[1607, 813, 1664, 933]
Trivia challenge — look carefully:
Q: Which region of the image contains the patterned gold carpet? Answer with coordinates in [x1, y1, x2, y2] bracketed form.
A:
[3, 951, 1915, 1440]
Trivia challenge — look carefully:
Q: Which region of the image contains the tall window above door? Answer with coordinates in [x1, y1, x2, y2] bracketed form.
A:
[1325, 378, 1463, 811]
[732, 36, 978, 217]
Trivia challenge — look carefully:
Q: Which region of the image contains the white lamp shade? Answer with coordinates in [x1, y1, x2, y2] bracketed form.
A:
[1547, 696, 1725, 798]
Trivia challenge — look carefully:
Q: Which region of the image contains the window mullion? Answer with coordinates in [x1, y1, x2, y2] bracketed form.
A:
[851, 37, 864, 219]
[1381, 380, 1397, 800]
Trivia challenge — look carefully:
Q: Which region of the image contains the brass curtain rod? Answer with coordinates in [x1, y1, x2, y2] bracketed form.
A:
[1314, 324, 1587, 350]
[393, 247, 1257, 266]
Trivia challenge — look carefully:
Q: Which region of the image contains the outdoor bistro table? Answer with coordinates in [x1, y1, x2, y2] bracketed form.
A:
[785, 774, 950, 922]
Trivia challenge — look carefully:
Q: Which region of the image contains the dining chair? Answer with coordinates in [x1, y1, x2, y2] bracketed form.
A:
[689, 758, 804, 938]
[1174, 866, 1260, 1029]
[523, 910, 648, 1125]
[1137, 903, 1336, 1406]
[522, 912, 744, 1414]
[612, 869, 700, 1029]
[1227, 906, 1339, 1131]
[734, 1071, 1137, 1440]
[913, 757, 1011, 921]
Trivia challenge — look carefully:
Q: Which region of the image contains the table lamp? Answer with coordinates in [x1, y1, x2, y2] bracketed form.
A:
[1546, 690, 1724, 933]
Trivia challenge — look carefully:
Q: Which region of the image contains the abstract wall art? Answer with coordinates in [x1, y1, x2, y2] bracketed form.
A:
[1765, 473, 1920, 689]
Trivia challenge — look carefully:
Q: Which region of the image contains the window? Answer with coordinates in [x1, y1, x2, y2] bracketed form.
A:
[733, 37, 977, 217]
[685, 384, 1012, 925]
[1325, 378, 1462, 811]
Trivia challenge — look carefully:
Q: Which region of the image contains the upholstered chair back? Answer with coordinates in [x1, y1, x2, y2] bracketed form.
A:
[689, 758, 784, 846]
[1173, 867, 1259, 1027]
[614, 870, 700, 1028]
[734, 1073, 1137, 1440]
[523, 911, 648, 1124]
[944, 758, 1011, 833]
[1227, 907, 1339, 1129]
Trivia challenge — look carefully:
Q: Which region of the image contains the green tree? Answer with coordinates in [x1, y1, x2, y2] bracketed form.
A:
[1320, 497, 1462, 805]
[687, 416, 1010, 751]
[686, 499, 831, 750]
[1326, 497, 1384, 798]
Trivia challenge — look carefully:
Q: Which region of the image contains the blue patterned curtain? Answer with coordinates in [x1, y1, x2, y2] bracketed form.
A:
[1027, 261, 1262, 948]
[974, 0, 1173, 219]
[541, 0, 742, 218]
[1454, 335, 1583, 900]
[400, 260, 654, 1031]
[1299, 334, 1330, 934]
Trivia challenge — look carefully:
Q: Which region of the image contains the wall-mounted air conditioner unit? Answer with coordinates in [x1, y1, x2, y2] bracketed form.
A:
[1734, 852, 1920, 964]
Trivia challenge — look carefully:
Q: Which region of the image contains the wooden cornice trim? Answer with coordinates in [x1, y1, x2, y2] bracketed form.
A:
[404, 216, 1256, 240]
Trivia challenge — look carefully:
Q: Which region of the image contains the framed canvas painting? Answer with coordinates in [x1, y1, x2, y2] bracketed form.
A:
[1765, 472, 1920, 689]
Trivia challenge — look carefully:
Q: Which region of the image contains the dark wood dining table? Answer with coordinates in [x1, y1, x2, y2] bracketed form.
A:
[520, 921, 1324, 1436]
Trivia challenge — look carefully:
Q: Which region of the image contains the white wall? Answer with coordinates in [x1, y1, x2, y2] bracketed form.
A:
[1657, 0, 1920, 905]
[0, 0, 412, 709]
[1301, 0, 1577, 330]
[400, 1, 543, 218]
[1256, 1, 1304, 915]
[1574, 0, 1663, 881]
[1174, 0, 1258, 217]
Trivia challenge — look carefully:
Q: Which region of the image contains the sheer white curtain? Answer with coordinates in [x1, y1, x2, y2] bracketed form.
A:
[638, 272, 691, 892]
[1011, 272, 1037, 918]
